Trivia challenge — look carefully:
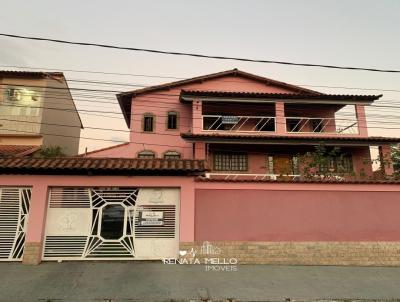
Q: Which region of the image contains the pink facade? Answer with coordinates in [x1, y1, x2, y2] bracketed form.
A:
[85, 69, 393, 180]
[195, 188, 400, 241]
[2, 175, 400, 251]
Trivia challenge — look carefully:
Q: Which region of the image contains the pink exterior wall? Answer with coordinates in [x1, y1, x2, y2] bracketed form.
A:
[85, 73, 375, 161]
[127, 76, 295, 158]
[1, 175, 196, 245]
[2, 174, 400, 253]
[194, 186, 400, 241]
[207, 146, 373, 177]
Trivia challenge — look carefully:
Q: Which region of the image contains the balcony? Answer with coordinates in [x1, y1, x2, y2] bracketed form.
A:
[203, 115, 275, 132]
[285, 117, 359, 135]
[201, 115, 359, 135]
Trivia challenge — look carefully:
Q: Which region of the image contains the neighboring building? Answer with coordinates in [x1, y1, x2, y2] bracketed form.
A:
[0, 71, 83, 155]
[86, 68, 395, 178]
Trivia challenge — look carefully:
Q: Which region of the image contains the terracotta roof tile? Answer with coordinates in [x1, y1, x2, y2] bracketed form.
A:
[0, 145, 41, 157]
[0, 70, 64, 78]
[0, 157, 207, 176]
[181, 133, 400, 145]
[180, 90, 381, 102]
[196, 176, 400, 185]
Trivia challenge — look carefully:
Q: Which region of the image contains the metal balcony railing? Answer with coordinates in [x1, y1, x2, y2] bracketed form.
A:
[203, 115, 275, 132]
[285, 117, 359, 134]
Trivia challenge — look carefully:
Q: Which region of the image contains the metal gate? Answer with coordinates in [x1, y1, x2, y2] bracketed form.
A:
[43, 187, 179, 261]
[0, 187, 31, 261]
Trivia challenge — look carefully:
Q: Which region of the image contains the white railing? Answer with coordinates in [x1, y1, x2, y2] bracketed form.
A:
[205, 173, 300, 181]
[203, 115, 275, 132]
[285, 117, 358, 134]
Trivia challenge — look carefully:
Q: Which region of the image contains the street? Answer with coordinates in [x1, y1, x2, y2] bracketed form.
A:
[1, 262, 400, 301]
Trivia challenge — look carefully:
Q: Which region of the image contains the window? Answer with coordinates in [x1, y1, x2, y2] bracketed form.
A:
[214, 153, 248, 171]
[164, 151, 181, 160]
[2, 87, 41, 116]
[319, 155, 353, 173]
[138, 150, 155, 159]
[143, 114, 154, 132]
[167, 112, 178, 130]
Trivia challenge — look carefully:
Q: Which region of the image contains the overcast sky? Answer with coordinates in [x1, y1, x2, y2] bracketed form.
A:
[0, 0, 400, 153]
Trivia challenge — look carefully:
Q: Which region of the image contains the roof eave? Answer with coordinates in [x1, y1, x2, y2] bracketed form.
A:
[117, 93, 132, 128]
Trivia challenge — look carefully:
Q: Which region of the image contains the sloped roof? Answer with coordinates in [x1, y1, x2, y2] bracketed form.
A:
[80, 142, 130, 156]
[180, 90, 381, 103]
[0, 70, 64, 78]
[0, 145, 41, 157]
[181, 133, 400, 146]
[0, 157, 207, 176]
[117, 69, 322, 127]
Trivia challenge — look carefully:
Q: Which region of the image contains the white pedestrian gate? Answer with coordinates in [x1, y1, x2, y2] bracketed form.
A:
[43, 187, 179, 261]
[0, 187, 31, 261]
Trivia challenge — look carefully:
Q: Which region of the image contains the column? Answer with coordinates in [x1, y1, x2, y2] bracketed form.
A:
[192, 99, 202, 134]
[194, 142, 206, 160]
[179, 180, 195, 242]
[23, 184, 49, 265]
[355, 104, 368, 137]
[275, 101, 286, 134]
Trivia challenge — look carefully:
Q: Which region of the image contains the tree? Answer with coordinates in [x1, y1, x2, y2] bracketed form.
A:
[35, 146, 65, 158]
[298, 144, 353, 180]
[392, 145, 400, 174]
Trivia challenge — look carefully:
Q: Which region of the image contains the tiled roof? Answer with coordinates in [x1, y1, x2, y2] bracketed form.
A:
[80, 142, 130, 156]
[0, 157, 207, 176]
[0, 70, 64, 78]
[180, 90, 381, 102]
[117, 68, 321, 127]
[196, 176, 400, 184]
[181, 133, 400, 145]
[0, 145, 41, 157]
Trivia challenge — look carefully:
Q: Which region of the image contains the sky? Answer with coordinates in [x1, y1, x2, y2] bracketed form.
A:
[0, 0, 400, 153]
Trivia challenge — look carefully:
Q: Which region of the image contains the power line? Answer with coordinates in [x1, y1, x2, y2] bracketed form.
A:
[1, 33, 400, 73]
[3, 64, 400, 93]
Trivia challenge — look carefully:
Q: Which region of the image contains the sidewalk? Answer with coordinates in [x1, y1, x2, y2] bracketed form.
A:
[1, 262, 400, 301]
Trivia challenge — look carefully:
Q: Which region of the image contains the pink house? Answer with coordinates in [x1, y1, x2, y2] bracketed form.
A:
[1, 69, 400, 266]
[86, 69, 396, 179]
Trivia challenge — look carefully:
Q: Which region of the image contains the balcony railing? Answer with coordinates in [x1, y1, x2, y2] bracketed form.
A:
[205, 173, 301, 181]
[203, 115, 275, 132]
[285, 117, 359, 134]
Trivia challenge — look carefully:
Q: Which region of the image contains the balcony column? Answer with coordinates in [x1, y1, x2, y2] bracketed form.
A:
[379, 145, 394, 176]
[194, 142, 206, 160]
[355, 104, 368, 136]
[23, 183, 49, 265]
[275, 101, 286, 134]
[192, 99, 202, 134]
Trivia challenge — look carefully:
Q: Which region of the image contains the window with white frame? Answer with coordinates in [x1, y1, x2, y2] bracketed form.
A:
[137, 150, 155, 159]
[163, 151, 181, 160]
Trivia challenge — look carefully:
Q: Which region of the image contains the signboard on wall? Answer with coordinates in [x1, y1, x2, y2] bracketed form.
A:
[139, 211, 164, 226]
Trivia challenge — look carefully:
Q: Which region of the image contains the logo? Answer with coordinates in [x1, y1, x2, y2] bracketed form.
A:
[163, 241, 238, 272]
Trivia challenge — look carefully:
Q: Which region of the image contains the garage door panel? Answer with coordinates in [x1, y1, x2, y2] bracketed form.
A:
[0, 187, 31, 261]
[43, 187, 179, 261]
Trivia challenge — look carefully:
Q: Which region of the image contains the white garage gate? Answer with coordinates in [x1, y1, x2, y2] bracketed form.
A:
[0, 187, 31, 261]
[43, 187, 179, 261]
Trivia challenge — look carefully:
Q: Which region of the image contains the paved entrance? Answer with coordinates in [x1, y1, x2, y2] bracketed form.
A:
[1, 262, 400, 301]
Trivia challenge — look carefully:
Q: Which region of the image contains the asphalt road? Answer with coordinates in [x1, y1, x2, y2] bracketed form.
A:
[1, 262, 400, 301]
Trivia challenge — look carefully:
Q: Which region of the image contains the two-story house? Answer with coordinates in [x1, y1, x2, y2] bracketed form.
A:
[0, 70, 82, 156]
[1, 69, 400, 266]
[86, 69, 396, 179]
